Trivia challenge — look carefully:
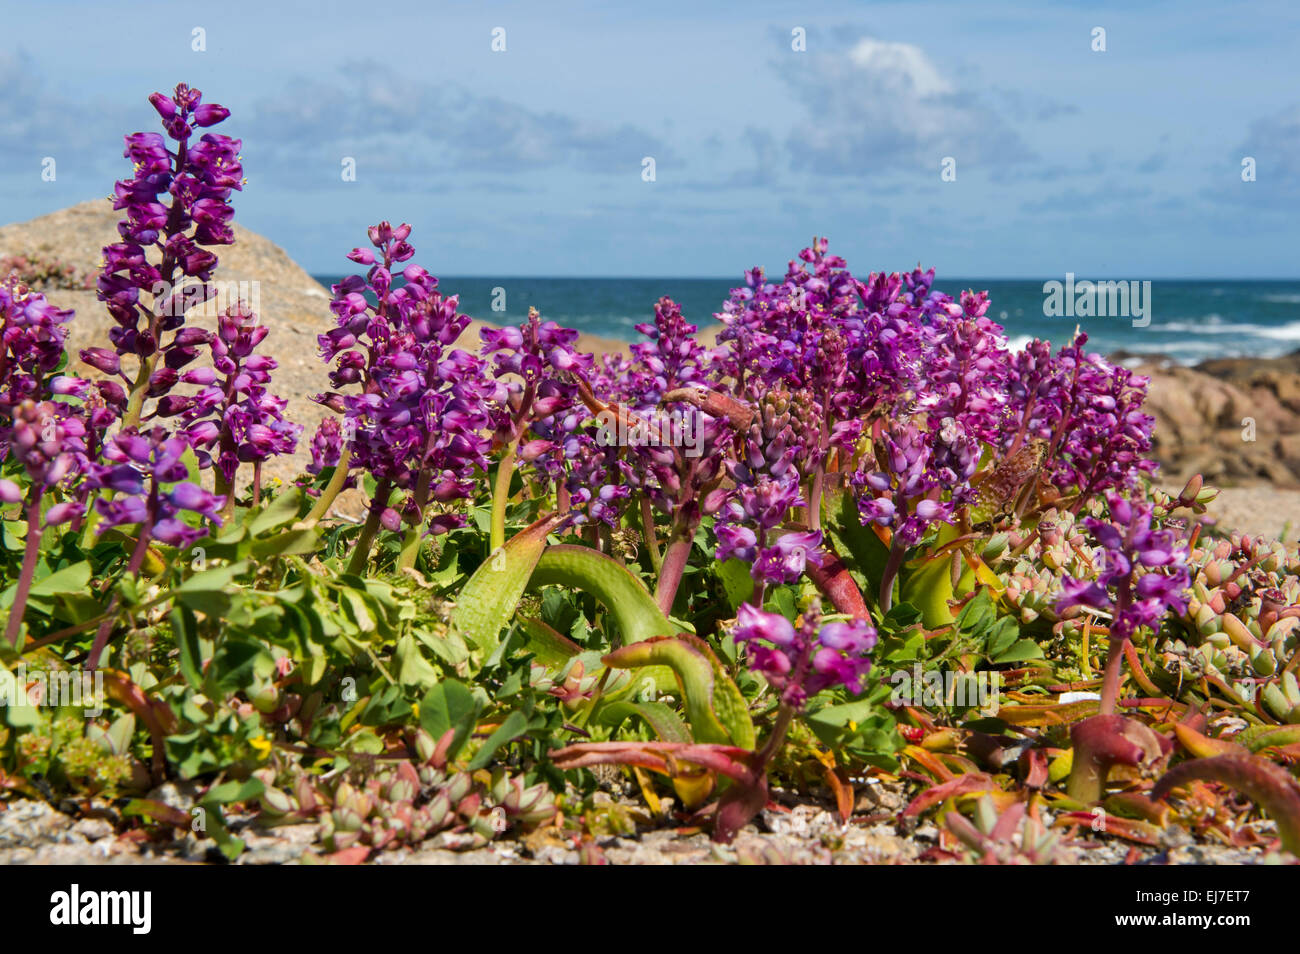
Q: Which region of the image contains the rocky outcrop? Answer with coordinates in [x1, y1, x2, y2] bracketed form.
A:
[1136, 358, 1300, 489]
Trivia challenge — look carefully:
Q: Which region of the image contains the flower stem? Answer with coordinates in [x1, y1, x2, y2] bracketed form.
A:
[755, 702, 796, 767]
[1098, 582, 1132, 716]
[4, 496, 44, 648]
[120, 355, 157, 431]
[638, 495, 662, 575]
[490, 438, 519, 552]
[346, 480, 390, 576]
[654, 529, 693, 614]
[878, 538, 906, 613]
[300, 447, 351, 527]
[397, 527, 423, 571]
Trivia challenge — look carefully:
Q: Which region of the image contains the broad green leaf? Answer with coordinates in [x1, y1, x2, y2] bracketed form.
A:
[420, 678, 479, 759]
[466, 709, 533, 770]
[450, 514, 562, 657]
[517, 615, 582, 669]
[604, 635, 755, 749]
[598, 699, 691, 743]
[529, 544, 682, 645]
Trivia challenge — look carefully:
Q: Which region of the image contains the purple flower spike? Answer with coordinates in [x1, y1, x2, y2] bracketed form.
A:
[318, 223, 496, 540]
[732, 601, 876, 709]
[182, 303, 300, 488]
[1057, 491, 1190, 640]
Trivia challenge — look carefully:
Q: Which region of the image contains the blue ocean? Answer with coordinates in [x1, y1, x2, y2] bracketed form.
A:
[311, 276, 1300, 366]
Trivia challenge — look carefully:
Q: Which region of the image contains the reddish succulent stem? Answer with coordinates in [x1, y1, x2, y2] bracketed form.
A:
[1098, 579, 1133, 716]
[878, 537, 907, 613]
[654, 530, 693, 614]
[4, 494, 44, 647]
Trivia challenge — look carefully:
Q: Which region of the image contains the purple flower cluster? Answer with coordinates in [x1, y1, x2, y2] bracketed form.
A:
[480, 308, 592, 445]
[306, 417, 344, 476]
[918, 290, 1011, 446]
[852, 419, 978, 548]
[1, 400, 87, 524]
[715, 477, 823, 587]
[318, 223, 495, 536]
[627, 297, 714, 410]
[0, 281, 77, 424]
[88, 83, 242, 424]
[731, 601, 877, 709]
[1001, 333, 1156, 499]
[168, 304, 300, 488]
[1057, 492, 1191, 639]
[90, 428, 224, 548]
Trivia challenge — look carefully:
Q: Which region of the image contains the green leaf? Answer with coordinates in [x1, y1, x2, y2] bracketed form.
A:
[598, 699, 691, 743]
[2, 560, 92, 609]
[420, 679, 480, 759]
[251, 527, 319, 559]
[210, 638, 274, 693]
[247, 487, 304, 536]
[603, 635, 755, 749]
[175, 561, 250, 616]
[517, 615, 582, 669]
[466, 709, 532, 770]
[393, 633, 441, 691]
[171, 605, 204, 690]
[202, 777, 265, 805]
[990, 636, 1044, 664]
[529, 544, 682, 645]
[711, 559, 754, 612]
[450, 514, 563, 657]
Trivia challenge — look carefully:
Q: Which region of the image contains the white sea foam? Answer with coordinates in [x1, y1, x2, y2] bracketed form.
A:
[1255, 321, 1300, 341]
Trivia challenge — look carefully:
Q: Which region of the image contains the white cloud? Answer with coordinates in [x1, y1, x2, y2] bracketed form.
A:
[779, 36, 1031, 176]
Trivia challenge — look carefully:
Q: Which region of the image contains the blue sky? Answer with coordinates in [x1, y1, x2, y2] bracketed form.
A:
[2, 0, 1298, 277]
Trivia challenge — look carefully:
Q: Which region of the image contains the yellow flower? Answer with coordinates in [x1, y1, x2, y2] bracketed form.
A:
[249, 735, 273, 759]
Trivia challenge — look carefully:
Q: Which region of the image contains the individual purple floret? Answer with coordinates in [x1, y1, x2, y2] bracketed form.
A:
[731, 601, 877, 710]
